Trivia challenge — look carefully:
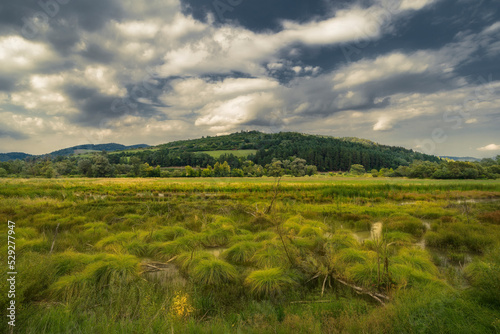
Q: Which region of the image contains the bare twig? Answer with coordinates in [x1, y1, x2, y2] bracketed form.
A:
[49, 223, 60, 254]
[321, 275, 328, 296]
[265, 176, 282, 214]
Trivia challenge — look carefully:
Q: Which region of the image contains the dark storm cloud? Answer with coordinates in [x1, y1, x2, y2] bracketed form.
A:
[45, 20, 82, 53]
[79, 42, 115, 63]
[0, 77, 17, 92]
[0, 0, 123, 33]
[0, 127, 29, 140]
[64, 84, 163, 127]
[255, 0, 500, 77]
[358, 72, 460, 97]
[180, 0, 336, 31]
[64, 85, 124, 126]
[201, 72, 255, 82]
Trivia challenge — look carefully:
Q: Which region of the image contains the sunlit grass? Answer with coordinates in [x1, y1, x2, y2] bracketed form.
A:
[1, 177, 499, 333]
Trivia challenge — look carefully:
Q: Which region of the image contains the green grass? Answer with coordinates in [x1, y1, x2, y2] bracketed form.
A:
[0, 177, 499, 333]
[245, 268, 298, 297]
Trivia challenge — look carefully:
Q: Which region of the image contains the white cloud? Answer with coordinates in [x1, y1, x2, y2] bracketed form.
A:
[0, 36, 54, 72]
[399, 0, 437, 11]
[478, 144, 500, 151]
[373, 117, 395, 131]
[333, 52, 432, 89]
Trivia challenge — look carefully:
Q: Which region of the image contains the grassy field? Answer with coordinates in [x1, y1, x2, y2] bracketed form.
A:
[194, 150, 258, 158]
[1, 177, 499, 333]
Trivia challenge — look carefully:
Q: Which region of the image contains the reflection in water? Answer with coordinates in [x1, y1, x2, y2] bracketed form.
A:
[353, 222, 382, 242]
[206, 248, 226, 258]
[143, 263, 186, 286]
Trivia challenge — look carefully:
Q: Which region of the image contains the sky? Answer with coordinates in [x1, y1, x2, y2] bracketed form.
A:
[0, 0, 499, 158]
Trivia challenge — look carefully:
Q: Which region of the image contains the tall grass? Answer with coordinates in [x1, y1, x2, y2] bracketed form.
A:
[191, 259, 238, 286]
[245, 268, 298, 297]
[1, 177, 499, 333]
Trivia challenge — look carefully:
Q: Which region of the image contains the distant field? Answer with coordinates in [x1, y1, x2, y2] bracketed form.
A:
[194, 149, 258, 158]
[1, 177, 499, 333]
[109, 147, 160, 154]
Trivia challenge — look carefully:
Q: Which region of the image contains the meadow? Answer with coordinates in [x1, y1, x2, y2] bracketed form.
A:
[1, 177, 499, 333]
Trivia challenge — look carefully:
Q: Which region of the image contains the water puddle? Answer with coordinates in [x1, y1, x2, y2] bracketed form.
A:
[206, 248, 226, 258]
[399, 198, 499, 206]
[142, 262, 186, 286]
[353, 222, 382, 242]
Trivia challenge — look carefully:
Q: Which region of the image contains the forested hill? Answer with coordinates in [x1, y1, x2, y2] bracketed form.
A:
[155, 131, 440, 171]
[49, 143, 149, 157]
[0, 152, 32, 162]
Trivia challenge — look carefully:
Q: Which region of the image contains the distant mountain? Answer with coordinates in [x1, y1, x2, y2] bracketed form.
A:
[0, 144, 150, 162]
[440, 156, 481, 162]
[49, 143, 150, 157]
[0, 152, 32, 162]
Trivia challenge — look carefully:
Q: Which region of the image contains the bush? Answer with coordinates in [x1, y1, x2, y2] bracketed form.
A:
[245, 267, 298, 297]
[384, 215, 425, 238]
[222, 241, 259, 265]
[464, 249, 500, 307]
[425, 223, 496, 253]
[191, 259, 238, 286]
[478, 210, 500, 225]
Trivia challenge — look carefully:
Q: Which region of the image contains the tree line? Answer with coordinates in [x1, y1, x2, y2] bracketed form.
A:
[0, 152, 498, 179]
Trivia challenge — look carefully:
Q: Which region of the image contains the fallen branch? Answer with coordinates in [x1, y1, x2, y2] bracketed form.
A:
[141, 257, 178, 272]
[291, 300, 335, 304]
[141, 264, 163, 272]
[332, 276, 389, 305]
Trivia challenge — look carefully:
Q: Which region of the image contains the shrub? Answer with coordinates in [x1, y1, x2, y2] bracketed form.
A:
[222, 241, 259, 265]
[478, 210, 500, 225]
[384, 215, 426, 238]
[464, 249, 500, 307]
[425, 223, 496, 253]
[245, 267, 298, 297]
[191, 259, 238, 286]
[150, 226, 192, 242]
[50, 254, 140, 301]
[176, 251, 215, 274]
[252, 242, 289, 268]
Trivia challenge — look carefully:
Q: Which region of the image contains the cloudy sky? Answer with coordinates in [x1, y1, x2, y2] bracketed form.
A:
[0, 0, 499, 157]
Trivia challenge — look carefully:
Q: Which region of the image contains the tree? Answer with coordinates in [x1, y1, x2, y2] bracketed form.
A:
[185, 166, 198, 177]
[92, 155, 114, 177]
[54, 160, 73, 176]
[305, 165, 317, 176]
[231, 168, 244, 177]
[266, 160, 284, 177]
[408, 161, 438, 178]
[9, 160, 25, 175]
[201, 165, 213, 177]
[41, 162, 56, 178]
[290, 158, 307, 177]
[213, 161, 231, 177]
[78, 159, 93, 177]
[130, 156, 142, 176]
[349, 164, 365, 175]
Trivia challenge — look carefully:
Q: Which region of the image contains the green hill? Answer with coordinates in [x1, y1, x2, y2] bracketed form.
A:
[122, 131, 440, 171]
[0, 152, 32, 162]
